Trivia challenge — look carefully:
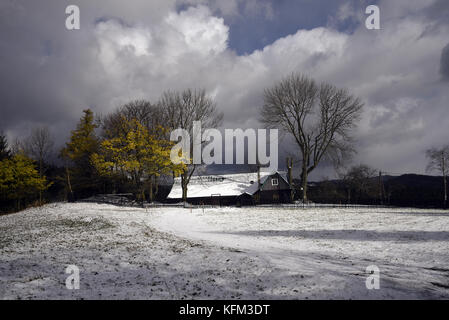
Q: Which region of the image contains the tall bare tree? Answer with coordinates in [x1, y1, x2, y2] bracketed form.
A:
[25, 127, 54, 175]
[159, 88, 223, 202]
[25, 127, 54, 204]
[426, 146, 449, 208]
[261, 73, 363, 202]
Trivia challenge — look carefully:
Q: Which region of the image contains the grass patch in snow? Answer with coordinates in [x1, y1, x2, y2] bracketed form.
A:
[0, 217, 115, 249]
[49, 217, 115, 231]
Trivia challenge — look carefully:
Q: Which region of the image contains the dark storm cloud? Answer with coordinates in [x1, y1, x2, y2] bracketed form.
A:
[0, 1, 78, 140]
[416, 0, 449, 38]
[441, 43, 449, 80]
[1, 0, 449, 177]
[424, 0, 449, 25]
[0, 0, 178, 144]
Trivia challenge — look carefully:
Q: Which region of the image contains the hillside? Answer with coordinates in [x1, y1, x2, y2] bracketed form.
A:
[305, 174, 447, 208]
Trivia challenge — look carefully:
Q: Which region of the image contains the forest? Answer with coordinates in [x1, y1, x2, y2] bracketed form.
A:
[0, 89, 223, 213]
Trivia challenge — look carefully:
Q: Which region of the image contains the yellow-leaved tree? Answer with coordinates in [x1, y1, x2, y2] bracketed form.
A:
[92, 117, 185, 202]
[0, 153, 50, 211]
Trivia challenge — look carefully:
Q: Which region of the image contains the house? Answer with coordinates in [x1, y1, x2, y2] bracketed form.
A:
[166, 171, 294, 206]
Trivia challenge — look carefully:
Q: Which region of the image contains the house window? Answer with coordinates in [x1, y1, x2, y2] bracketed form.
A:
[271, 178, 278, 186]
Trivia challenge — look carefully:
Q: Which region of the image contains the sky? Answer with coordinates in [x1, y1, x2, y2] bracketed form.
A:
[0, 0, 448, 179]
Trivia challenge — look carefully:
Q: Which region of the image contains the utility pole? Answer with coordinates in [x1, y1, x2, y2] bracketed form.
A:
[286, 157, 294, 203]
[378, 170, 384, 205]
[255, 158, 261, 205]
[442, 151, 447, 209]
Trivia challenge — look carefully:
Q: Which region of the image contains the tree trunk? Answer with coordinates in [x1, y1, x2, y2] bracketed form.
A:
[443, 175, 447, 209]
[149, 176, 154, 203]
[39, 157, 43, 206]
[65, 165, 74, 202]
[182, 172, 188, 203]
[182, 183, 187, 203]
[443, 155, 447, 209]
[301, 168, 308, 203]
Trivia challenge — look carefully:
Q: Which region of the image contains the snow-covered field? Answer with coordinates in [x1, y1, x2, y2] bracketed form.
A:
[1, 202, 448, 299]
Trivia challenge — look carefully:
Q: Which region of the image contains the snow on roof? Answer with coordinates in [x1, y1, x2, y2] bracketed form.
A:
[167, 171, 286, 199]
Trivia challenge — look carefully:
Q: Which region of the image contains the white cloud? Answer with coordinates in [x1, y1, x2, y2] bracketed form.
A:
[165, 5, 229, 56]
[183, 0, 274, 20]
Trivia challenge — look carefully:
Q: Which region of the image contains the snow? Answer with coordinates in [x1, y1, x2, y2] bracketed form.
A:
[1, 203, 449, 299]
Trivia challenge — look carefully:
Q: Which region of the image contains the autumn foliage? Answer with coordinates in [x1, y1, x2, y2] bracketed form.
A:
[91, 117, 185, 201]
[0, 153, 50, 211]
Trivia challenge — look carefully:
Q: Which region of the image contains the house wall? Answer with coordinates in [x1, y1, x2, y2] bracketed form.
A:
[257, 190, 291, 204]
[260, 173, 290, 191]
[256, 173, 293, 204]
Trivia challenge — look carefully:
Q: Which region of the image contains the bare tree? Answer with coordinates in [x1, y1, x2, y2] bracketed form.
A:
[426, 146, 449, 208]
[158, 88, 223, 202]
[24, 126, 54, 205]
[261, 73, 363, 202]
[101, 100, 165, 139]
[340, 164, 377, 204]
[9, 137, 25, 156]
[25, 127, 54, 175]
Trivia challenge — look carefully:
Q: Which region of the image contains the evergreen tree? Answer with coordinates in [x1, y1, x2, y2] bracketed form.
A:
[61, 109, 100, 199]
[0, 131, 11, 161]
